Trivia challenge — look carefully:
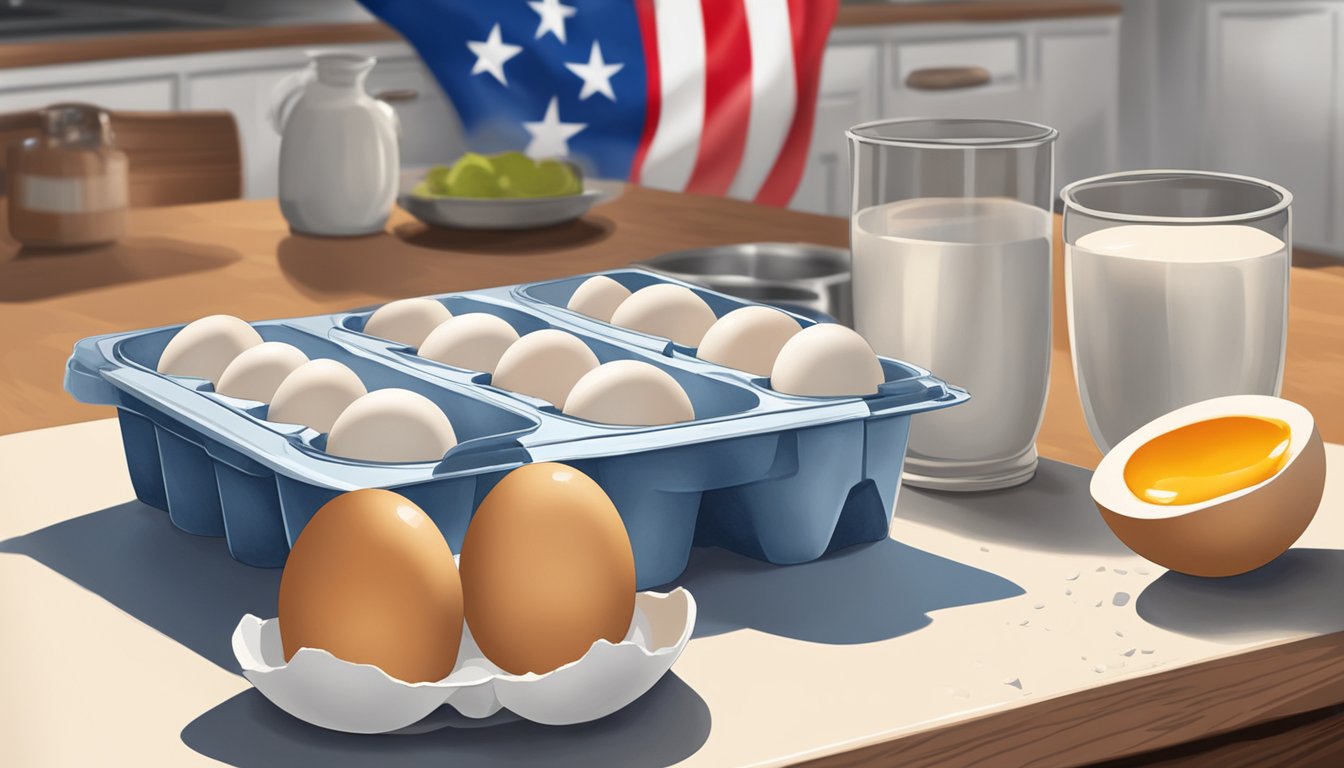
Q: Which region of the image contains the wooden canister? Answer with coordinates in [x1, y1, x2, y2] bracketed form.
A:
[7, 138, 128, 247]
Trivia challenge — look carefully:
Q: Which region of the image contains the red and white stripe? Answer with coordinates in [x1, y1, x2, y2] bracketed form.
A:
[630, 0, 836, 206]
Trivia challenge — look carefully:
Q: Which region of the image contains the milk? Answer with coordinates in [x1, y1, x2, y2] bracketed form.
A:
[852, 197, 1053, 485]
[1067, 224, 1289, 452]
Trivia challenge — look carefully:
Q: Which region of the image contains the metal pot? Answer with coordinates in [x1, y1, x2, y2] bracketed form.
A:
[635, 242, 852, 326]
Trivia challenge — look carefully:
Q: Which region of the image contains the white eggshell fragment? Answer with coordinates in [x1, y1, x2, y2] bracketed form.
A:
[563, 361, 695, 426]
[232, 588, 696, 733]
[567, 275, 632, 322]
[610, 284, 717, 347]
[697, 306, 802, 376]
[215, 342, 310, 403]
[327, 389, 457, 463]
[492, 330, 600, 408]
[268, 359, 368, 433]
[418, 313, 520, 373]
[157, 314, 263, 384]
[771, 324, 884, 397]
[363, 298, 453, 349]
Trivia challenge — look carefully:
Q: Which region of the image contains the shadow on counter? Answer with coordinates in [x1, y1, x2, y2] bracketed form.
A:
[1136, 548, 1344, 644]
[896, 457, 1132, 556]
[274, 216, 614, 299]
[0, 237, 240, 303]
[0, 499, 278, 672]
[181, 674, 710, 768]
[670, 537, 1023, 644]
[1, 500, 712, 764]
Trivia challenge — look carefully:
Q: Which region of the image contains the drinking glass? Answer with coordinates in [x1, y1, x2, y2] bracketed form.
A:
[1061, 170, 1292, 453]
[848, 118, 1057, 491]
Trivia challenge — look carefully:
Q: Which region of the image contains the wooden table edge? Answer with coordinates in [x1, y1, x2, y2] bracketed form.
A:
[787, 630, 1344, 768]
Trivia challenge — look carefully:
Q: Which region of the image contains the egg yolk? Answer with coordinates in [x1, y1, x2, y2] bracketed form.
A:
[1123, 416, 1291, 505]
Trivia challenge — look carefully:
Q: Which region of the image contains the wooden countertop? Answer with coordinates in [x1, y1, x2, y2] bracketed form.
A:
[2, 188, 1343, 766]
[2, 186, 1341, 471]
[0, 2, 1122, 71]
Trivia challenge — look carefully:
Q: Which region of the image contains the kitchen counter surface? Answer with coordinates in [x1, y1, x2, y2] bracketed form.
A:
[0, 2, 1122, 70]
[1, 188, 1342, 766]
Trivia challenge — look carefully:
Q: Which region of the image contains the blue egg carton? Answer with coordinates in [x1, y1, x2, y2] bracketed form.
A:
[65, 269, 967, 589]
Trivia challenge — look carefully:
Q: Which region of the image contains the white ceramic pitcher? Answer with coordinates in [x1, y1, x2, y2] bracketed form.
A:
[271, 52, 398, 237]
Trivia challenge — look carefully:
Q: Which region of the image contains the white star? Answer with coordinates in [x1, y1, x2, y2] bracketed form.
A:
[529, 0, 577, 44]
[467, 24, 522, 86]
[523, 97, 586, 158]
[565, 41, 624, 102]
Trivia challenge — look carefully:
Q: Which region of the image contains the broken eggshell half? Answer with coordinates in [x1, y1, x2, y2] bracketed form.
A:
[232, 588, 696, 733]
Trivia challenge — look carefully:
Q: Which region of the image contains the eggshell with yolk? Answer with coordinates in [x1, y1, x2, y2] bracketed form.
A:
[1090, 395, 1325, 577]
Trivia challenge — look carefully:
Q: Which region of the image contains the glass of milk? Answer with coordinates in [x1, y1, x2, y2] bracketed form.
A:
[1061, 170, 1293, 452]
[848, 118, 1058, 491]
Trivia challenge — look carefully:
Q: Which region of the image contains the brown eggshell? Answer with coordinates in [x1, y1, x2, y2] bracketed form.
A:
[1096, 425, 1326, 577]
[460, 462, 636, 675]
[278, 489, 464, 683]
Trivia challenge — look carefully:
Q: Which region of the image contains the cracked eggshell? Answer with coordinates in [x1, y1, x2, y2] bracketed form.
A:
[215, 342, 309, 402]
[697, 306, 802, 376]
[491, 330, 599, 408]
[233, 588, 696, 733]
[610, 284, 717, 347]
[326, 389, 457, 463]
[1091, 395, 1326, 577]
[156, 314, 263, 384]
[364, 298, 453, 349]
[268, 359, 367, 434]
[418, 313, 520, 373]
[567, 275, 631, 322]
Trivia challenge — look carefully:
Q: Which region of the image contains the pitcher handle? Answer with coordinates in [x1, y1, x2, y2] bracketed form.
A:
[268, 64, 315, 135]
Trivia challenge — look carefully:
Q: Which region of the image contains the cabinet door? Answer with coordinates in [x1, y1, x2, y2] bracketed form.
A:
[1040, 26, 1118, 187]
[885, 34, 1038, 123]
[188, 66, 303, 199]
[790, 44, 880, 216]
[365, 60, 466, 169]
[0, 77, 175, 113]
[1207, 3, 1335, 248]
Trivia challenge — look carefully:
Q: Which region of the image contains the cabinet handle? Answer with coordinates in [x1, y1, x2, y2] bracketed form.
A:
[905, 66, 992, 91]
[375, 89, 420, 103]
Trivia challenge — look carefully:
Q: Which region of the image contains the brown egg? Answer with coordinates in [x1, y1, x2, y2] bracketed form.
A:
[460, 463, 636, 675]
[278, 489, 463, 683]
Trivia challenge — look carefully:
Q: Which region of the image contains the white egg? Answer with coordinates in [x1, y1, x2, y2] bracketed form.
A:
[363, 298, 453, 349]
[771, 324, 884, 397]
[492, 329, 600, 408]
[327, 389, 458, 463]
[567, 275, 632, 322]
[563, 360, 695, 426]
[268, 359, 368, 433]
[157, 314, 263, 384]
[215, 342, 309, 403]
[418, 313, 520, 373]
[610, 284, 717, 347]
[697, 306, 802, 376]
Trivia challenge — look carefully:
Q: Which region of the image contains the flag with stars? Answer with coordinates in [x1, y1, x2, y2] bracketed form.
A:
[359, 0, 838, 206]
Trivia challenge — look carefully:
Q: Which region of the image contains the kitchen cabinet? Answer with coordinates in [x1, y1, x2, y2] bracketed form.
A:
[0, 76, 176, 114]
[187, 65, 298, 199]
[1206, 1, 1337, 249]
[0, 42, 463, 200]
[790, 44, 881, 216]
[797, 15, 1122, 217]
[1130, 0, 1344, 252]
